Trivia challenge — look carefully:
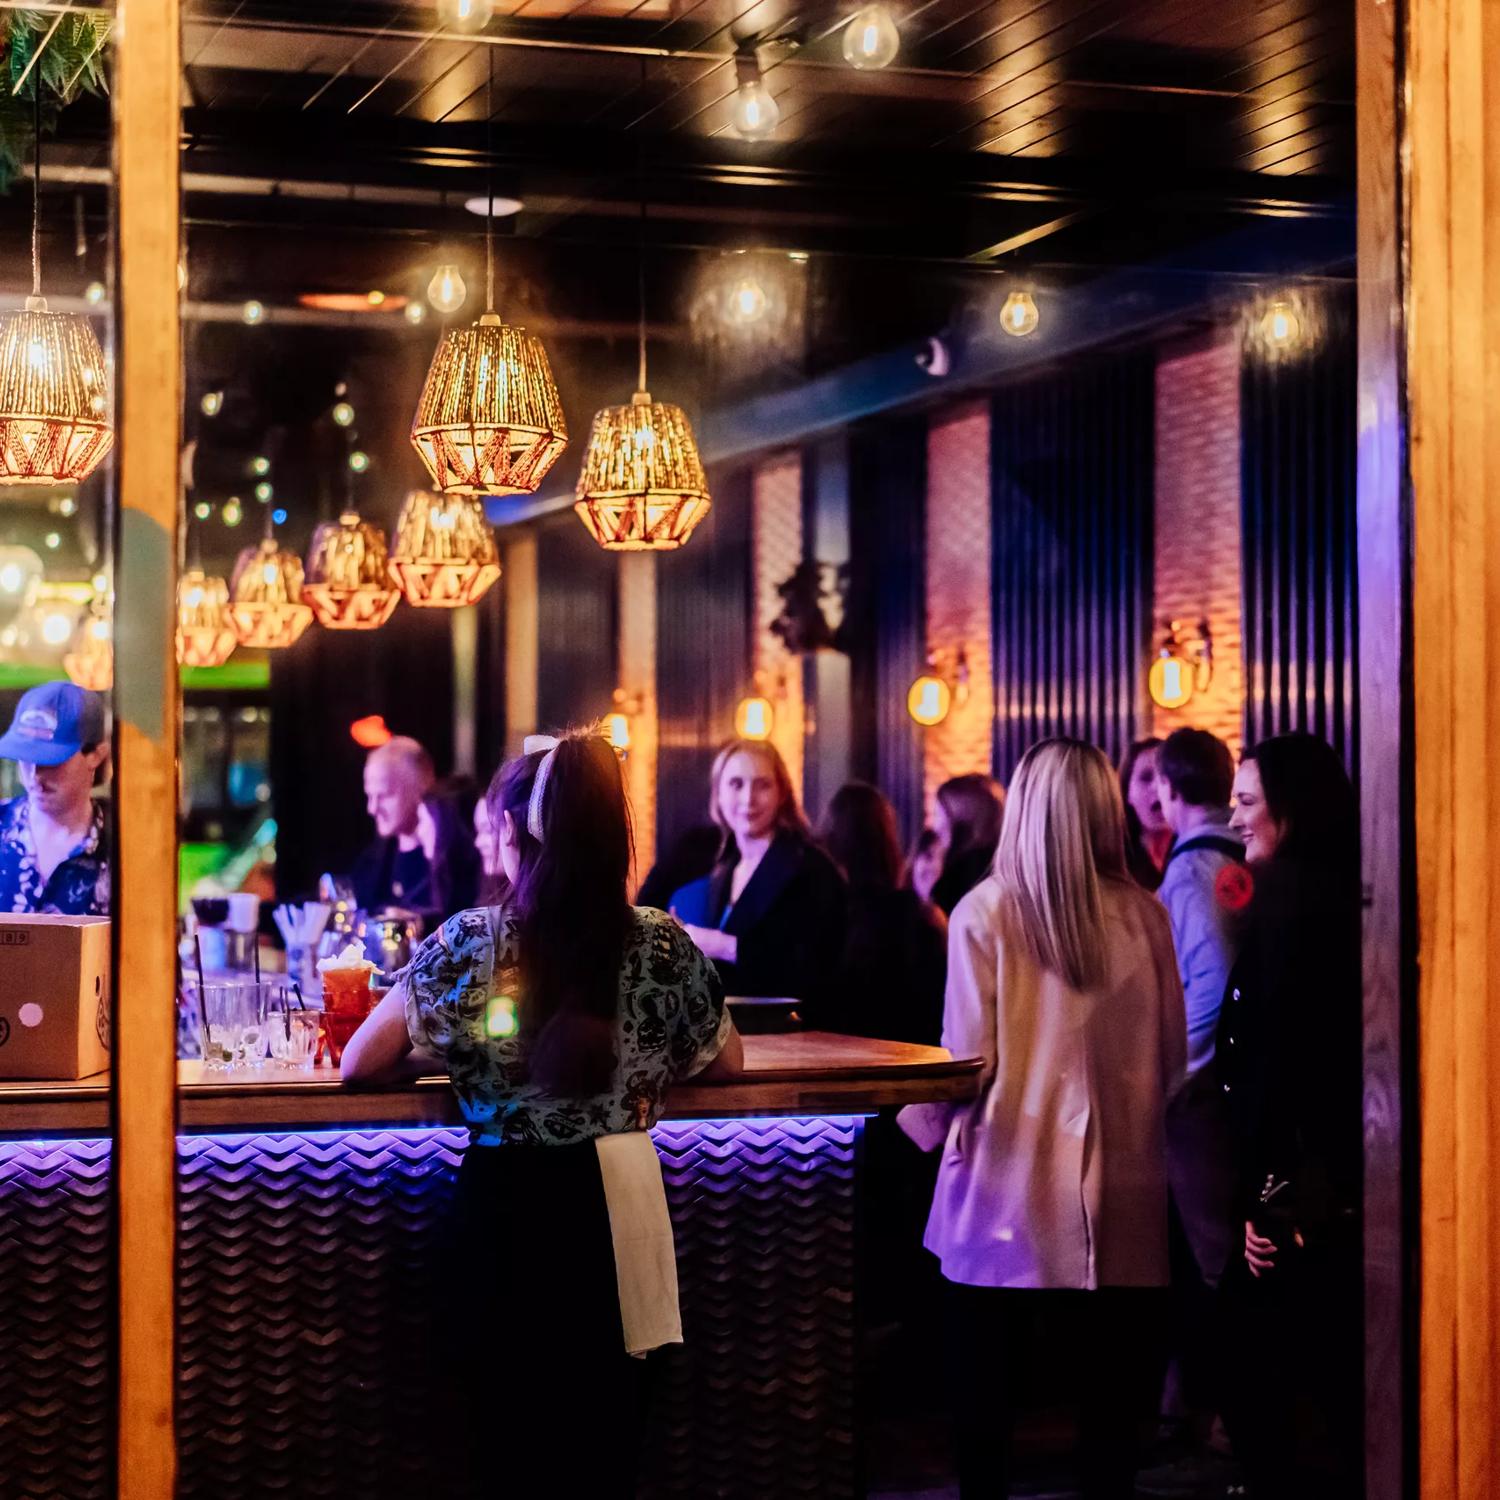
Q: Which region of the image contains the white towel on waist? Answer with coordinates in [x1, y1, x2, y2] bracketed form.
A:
[594, 1130, 682, 1357]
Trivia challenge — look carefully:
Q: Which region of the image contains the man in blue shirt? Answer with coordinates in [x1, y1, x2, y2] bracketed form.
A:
[0, 681, 109, 916]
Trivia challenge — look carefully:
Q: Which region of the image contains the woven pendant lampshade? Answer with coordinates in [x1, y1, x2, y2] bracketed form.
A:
[228, 538, 313, 649]
[176, 569, 238, 668]
[63, 611, 112, 691]
[304, 510, 400, 630]
[410, 313, 568, 497]
[575, 391, 711, 551]
[0, 297, 113, 486]
[388, 490, 500, 608]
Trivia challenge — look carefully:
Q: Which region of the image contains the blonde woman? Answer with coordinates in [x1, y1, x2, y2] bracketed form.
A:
[670, 739, 847, 1006]
[901, 738, 1186, 1500]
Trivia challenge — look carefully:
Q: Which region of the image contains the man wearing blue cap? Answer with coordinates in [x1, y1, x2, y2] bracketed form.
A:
[0, 681, 109, 915]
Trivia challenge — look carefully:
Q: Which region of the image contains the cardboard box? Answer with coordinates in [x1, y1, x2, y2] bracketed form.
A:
[0, 915, 110, 1080]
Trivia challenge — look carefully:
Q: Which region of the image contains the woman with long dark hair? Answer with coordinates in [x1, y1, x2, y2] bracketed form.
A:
[1218, 733, 1362, 1498]
[1119, 736, 1170, 891]
[819, 781, 946, 1043]
[930, 773, 1006, 916]
[342, 729, 744, 1494]
[670, 739, 846, 1002]
[412, 774, 482, 923]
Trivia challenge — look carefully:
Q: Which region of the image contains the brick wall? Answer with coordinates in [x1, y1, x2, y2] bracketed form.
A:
[751, 453, 805, 800]
[1153, 331, 1246, 757]
[924, 401, 995, 814]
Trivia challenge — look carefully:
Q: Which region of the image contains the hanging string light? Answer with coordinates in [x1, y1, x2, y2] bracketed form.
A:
[410, 50, 566, 496]
[575, 190, 711, 552]
[0, 85, 112, 487]
[388, 490, 500, 608]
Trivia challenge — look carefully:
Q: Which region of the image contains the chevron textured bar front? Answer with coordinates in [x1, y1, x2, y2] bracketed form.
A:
[0, 1117, 863, 1500]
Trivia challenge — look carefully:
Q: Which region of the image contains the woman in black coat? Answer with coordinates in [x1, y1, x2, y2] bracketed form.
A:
[819, 781, 946, 1042]
[670, 739, 847, 1004]
[1217, 732, 1362, 1498]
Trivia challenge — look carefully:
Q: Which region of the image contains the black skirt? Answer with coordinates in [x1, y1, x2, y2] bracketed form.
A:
[448, 1140, 650, 1497]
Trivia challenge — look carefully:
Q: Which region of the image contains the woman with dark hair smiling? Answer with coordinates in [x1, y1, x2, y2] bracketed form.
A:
[1218, 732, 1362, 1498]
[342, 728, 743, 1495]
[1119, 736, 1170, 891]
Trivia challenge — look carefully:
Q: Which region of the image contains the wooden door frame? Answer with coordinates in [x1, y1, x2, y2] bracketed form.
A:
[113, 0, 182, 1495]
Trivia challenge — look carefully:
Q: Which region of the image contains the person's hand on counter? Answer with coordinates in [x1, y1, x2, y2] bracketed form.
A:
[340, 982, 441, 1086]
[673, 912, 737, 967]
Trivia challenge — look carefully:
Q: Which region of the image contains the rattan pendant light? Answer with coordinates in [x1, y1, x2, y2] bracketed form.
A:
[0, 88, 112, 487]
[409, 52, 566, 497]
[228, 523, 313, 650]
[388, 490, 500, 608]
[305, 509, 400, 629]
[575, 204, 710, 551]
[177, 567, 238, 668]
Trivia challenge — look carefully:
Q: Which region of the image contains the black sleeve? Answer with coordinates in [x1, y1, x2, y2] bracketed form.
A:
[734, 855, 848, 1004]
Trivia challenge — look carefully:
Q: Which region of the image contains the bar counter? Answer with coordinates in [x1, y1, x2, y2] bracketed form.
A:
[0, 1033, 978, 1500]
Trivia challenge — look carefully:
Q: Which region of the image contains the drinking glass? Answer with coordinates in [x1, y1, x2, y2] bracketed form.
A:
[191, 980, 266, 1070]
[265, 989, 321, 1070]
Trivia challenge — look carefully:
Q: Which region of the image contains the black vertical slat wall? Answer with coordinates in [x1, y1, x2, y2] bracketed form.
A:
[1241, 296, 1358, 769]
[847, 415, 926, 846]
[655, 466, 753, 855]
[990, 352, 1156, 780]
[535, 517, 619, 733]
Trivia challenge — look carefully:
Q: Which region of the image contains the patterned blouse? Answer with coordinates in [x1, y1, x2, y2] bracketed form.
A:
[403, 903, 730, 1147]
[0, 795, 109, 915]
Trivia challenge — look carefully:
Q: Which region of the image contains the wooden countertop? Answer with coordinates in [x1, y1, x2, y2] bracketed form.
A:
[0, 1032, 980, 1137]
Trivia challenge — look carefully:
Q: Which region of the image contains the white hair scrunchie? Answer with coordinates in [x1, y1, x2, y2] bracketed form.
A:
[522, 734, 561, 842]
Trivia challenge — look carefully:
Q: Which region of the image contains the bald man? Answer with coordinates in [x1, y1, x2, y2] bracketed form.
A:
[351, 736, 435, 912]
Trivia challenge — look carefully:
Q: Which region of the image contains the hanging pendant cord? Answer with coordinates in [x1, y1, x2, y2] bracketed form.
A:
[636, 73, 647, 393]
[485, 47, 495, 313]
[32, 82, 41, 298]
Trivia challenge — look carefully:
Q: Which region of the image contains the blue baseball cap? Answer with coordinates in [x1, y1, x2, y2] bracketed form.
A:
[0, 681, 107, 766]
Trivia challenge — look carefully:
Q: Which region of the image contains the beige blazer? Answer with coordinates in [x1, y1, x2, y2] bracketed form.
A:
[901, 876, 1186, 1289]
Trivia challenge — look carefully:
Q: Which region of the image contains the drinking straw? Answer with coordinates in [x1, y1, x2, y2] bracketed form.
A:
[194, 932, 206, 994]
[290, 980, 306, 1010]
[254, 934, 262, 983]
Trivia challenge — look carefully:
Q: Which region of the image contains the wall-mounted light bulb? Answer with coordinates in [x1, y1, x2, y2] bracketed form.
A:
[1000, 289, 1040, 337]
[437, 0, 495, 31]
[730, 75, 780, 141]
[332, 401, 356, 427]
[58, 496, 77, 518]
[427, 265, 467, 315]
[201, 390, 224, 417]
[726, 278, 769, 324]
[842, 5, 900, 69]
[84, 281, 107, 306]
[251, 456, 271, 477]
[404, 300, 427, 326]
[604, 712, 632, 752]
[348, 450, 370, 473]
[1262, 299, 1300, 350]
[907, 673, 952, 727]
[193, 500, 212, 521]
[254, 482, 273, 503]
[734, 695, 775, 741]
[222, 499, 244, 527]
[43, 532, 61, 551]
[242, 300, 266, 326]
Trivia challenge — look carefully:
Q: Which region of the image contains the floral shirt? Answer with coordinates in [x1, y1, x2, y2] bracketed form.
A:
[403, 903, 730, 1147]
[0, 795, 109, 915]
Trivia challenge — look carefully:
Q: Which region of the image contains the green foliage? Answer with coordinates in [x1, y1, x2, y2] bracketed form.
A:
[0, 11, 111, 191]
